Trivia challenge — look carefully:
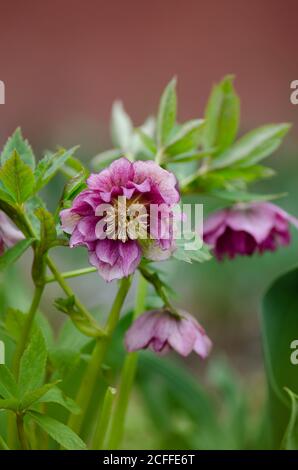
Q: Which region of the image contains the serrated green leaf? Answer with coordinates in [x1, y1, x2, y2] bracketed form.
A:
[36, 386, 80, 414]
[0, 365, 18, 398]
[18, 328, 47, 396]
[0, 151, 35, 203]
[34, 147, 78, 191]
[165, 119, 205, 156]
[157, 78, 177, 147]
[204, 75, 240, 154]
[111, 101, 133, 150]
[212, 123, 291, 169]
[28, 411, 87, 449]
[1, 128, 35, 169]
[0, 239, 34, 272]
[5, 308, 25, 342]
[19, 381, 59, 411]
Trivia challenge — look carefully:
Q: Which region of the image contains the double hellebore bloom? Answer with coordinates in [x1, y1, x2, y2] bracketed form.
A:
[60, 158, 180, 281]
[0, 211, 24, 255]
[203, 202, 298, 260]
[125, 309, 212, 359]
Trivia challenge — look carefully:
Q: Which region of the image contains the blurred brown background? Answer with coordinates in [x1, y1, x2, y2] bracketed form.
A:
[1, 0, 298, 150]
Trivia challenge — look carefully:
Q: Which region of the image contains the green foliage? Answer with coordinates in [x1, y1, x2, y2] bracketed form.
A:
[212, 123, 291, 170]
[164, 119, 205, 157]
[262, 266, 298, 448]
[0, 75, 295, 451]
[27, 411, 86, 450]
[0, 239, 34, 272]
[204, 75, 240, 154]
[18, 328, 47, 396]
[1, 127, 36, 169]
[156, 77, 177, 147]
[34, 147, 79, 191]
[0, 151, 35, 203]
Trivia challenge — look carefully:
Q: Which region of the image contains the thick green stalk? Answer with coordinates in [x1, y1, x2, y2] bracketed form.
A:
[92, 387, 117, 450]
[68, 276, 132, 435]
[107, 273, 147, 449]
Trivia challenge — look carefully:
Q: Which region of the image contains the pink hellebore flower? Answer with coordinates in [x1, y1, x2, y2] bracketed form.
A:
[125, 309, 212, 359]
[203, 202, 298, 260]
[60, 158, 180, 281]
[0, 211, 24, 255]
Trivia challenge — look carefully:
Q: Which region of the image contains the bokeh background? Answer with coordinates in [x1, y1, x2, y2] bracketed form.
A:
[1, 0, 298, 449]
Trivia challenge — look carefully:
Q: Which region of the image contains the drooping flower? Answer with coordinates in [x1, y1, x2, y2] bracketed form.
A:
[60, 158, 180, 281]
[0, 211, 24, 255]
[125, 309, 212, 359]
[203, 202, 298, 260]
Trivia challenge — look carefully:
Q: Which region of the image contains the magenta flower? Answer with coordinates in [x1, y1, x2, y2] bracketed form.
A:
[203, 202, 298, 260]
[125, 309, 212, 359]
[0, 211, 24, 255]
[60, 158, 180, 281]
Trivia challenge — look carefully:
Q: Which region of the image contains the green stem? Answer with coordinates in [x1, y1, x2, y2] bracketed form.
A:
[92, 387, 117, 450]
[46, 256, 105, 336]
[45, 266, 97, 283]
[107, 273, 147, 449]
[12, 284, 44, 377]
[9, 285, 44, 449]
[16, 414, 28, 450]
[138, 265, 178, 315]
[68, 276, 132, 435]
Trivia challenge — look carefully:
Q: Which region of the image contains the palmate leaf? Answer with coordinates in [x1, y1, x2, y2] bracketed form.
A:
[0, 239, 34, 272]
[27, 411, 87, 450]
[157, 77, 177, 147]
[0, 150, 35, 203]
[1, 127, 35, 169]
[262, 266, 298, 448]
